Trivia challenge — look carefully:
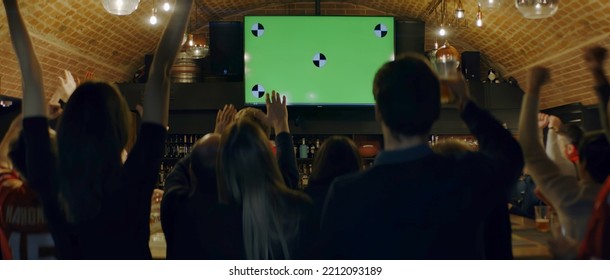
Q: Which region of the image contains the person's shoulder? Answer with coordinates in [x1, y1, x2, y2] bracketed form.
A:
[284, 188, 313, 206]
[327, 169, 373, 197]
[162, 185, 189, 204]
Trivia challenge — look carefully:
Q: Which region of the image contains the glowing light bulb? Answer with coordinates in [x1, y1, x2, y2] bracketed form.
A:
[455, 0, 465, 19]
[188, 34, 195, 47]
[456, 10, 464, 19]
[439, 27, 446, 36]
[149, 8, 157, 25]
[475, 4, 483, 27]
[163, 2, 170, 11]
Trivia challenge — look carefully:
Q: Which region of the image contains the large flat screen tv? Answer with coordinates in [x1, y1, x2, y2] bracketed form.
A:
[244, 16, 395, 106]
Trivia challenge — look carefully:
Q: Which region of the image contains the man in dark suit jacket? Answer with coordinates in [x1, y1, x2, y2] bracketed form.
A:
[319, 54, 524, 259]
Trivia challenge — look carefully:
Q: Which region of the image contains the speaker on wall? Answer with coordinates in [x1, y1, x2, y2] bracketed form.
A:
[461, 51, 481, 80]
[209, 21, 244, 80]
[394, 20, 425, 55]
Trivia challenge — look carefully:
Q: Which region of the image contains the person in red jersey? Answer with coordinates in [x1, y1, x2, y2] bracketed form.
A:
[0, 114, 55, 259]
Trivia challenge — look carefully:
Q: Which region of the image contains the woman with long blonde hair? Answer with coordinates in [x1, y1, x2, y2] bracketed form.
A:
[217, 93, 316, 259]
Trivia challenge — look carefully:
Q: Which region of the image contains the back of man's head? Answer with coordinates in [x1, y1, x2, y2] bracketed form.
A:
[373, 53, 440, 137]
[557, 124, 584, 146]
[190, 133, 221, 196]
[578, 131, 610, 184]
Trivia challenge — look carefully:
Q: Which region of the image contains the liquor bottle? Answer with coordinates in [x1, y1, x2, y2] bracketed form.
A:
[301, 164, 309, 188]
[309, 140, 317, 158]
[181, 134, 188, 156]
[159, 162, 166, 188]
[299, 138, 309, 159]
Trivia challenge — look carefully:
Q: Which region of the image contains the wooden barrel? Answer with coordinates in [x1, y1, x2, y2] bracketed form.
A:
[171, 52, 200, 83]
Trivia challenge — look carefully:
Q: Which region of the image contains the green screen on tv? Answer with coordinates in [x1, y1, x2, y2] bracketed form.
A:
[244, 16, 395, 106]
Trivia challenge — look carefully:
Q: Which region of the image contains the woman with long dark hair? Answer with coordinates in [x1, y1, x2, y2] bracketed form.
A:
[306, 136, 362, 214]
[4, 0, 194, 259]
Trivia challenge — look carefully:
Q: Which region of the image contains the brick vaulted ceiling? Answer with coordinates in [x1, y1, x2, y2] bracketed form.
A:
[1, 0, 610, 109]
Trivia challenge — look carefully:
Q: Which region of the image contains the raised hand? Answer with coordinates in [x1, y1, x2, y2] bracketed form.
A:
[84, 71, 95, 81]
[265, 90, 289, 134]
[58, 70, 77, 103]
[214, 104, 236, 134]
[528, 66, 550, 92]
[548, 115, 562, 130]
[583, 46, 607, 71]
[538, 113, 549, 130]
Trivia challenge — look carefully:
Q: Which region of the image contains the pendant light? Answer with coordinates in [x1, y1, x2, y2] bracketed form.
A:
[186, 2, 209, 59]
[515, 0, 559, 19]
[101, 0, 140, 16]
[476, 4, 483, 27]
[162, 1, 171, 11]
[454, 0, 465, 19]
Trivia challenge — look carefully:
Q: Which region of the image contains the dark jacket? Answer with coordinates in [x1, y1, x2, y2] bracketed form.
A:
[319, 101, 524, 259]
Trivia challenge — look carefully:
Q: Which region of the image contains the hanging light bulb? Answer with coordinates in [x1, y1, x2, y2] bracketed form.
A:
[476, 4, 483, 27]
[101, 0, 140, 15]
[439, 24, 447, 36]
[455, 0, 465, 19]
[162, 1, 171, 11]
[515, 0, 559, 19]
[480, 0, 501, 9]
[187, 34, 195, 47]
[149, 8, 158, 25]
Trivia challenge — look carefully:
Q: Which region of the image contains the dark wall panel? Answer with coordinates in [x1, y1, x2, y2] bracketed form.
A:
[394, 20, 425, 55]
[209, 21, 244, 80]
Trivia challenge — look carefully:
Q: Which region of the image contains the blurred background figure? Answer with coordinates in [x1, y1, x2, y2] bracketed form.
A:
[306, 136, 362, 215]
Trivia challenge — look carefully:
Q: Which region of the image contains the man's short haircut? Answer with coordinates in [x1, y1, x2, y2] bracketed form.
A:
[373, 53, 440, 137]
[578, 131, 610, 184]
[557, 124, 584, 146]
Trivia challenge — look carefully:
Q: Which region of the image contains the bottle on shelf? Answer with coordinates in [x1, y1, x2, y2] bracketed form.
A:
[309, 140, 317, 158]
[299, 138, 309, 159]
[300, 164, 310, 188]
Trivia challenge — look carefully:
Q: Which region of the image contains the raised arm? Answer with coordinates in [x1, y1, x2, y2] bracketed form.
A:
[518, 67, 579, 209]
[3, 0, 46, 118]
[546, 115, 578, 177]
[519, 67, 553, 171]
[584, 46, 610, 140]
[447, 76, 524, 191]
[266, 91, 299, 189]
[142, 0, 193, 126]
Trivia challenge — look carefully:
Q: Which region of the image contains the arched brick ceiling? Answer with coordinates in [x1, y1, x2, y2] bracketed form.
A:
[1, 0, 609, 109]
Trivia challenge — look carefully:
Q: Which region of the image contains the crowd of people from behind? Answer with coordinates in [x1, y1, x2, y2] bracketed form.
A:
[0, 0, 609, 260]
